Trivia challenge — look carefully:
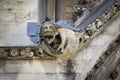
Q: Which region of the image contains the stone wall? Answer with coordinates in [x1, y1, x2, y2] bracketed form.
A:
[0, 0, 120, 80]
[0, 0, 38, 23]
[0, 0, 38, 46]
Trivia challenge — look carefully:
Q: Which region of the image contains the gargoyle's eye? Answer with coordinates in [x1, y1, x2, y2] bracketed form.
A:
[49, 26, 54, 30]
[42, 26, 48, 31]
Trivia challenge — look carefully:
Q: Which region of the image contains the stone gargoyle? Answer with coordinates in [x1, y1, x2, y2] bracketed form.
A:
[27, 18, 102, 60]
[39, 20, 87, 60]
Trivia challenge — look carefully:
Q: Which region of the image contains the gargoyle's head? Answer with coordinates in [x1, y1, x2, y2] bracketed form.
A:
[41, 22, 58, 44]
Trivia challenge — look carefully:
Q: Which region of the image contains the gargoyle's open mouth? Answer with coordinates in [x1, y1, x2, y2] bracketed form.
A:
[44, 34, 62, 50]
[45, 35, 54, 44]
[41, 33, 62, 57]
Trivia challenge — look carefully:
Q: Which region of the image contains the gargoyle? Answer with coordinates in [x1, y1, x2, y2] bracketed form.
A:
[40, 21, 81, 60]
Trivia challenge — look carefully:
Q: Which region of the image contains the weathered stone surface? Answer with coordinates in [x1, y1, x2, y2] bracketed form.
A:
[56, 73, 76, 80]
[65, 0, 79, 7]
[56, 60, 76, 73]
[15, 0, 38, 10]
[35, 73, 56, 80]
[5, 60, 57, 73]
[0, 0, 15, 10]
[66, 7, 73, 13]
[72, 13, 120, 79]
[0, 23, 37, 46]
[0, 0, 38, 46]
[15, 10, 37, 23]
[0, 11, 15, 23]
[64, 13, 74, 23]
[0, 0, 38, 22]
[56, 73, 84, 80]
[0, 73, 85, 80]
[0, 0, 119, 80]
[104, 17, 120, 35]
[15, 11, 30, 23]
[0, 61, 5, 73]
[0, 73, 56, 80]
[89, 35, 113, 47]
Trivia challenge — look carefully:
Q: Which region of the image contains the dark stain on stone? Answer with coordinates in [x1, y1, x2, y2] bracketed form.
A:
[7, 8, 12, 11]
[85, 71, 95, 80]
[116, 34, 120, 42]
[65, 60, 76, 80]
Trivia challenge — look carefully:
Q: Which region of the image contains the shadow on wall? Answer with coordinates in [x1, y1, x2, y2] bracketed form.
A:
[65, 60, 76, 80]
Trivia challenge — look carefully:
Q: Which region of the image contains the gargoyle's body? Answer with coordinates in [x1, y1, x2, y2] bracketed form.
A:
[56, 28, 79, 60]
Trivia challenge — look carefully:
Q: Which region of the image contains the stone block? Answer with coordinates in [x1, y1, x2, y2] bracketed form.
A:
[0, 23, 36, 46]
[64, 14, 73, 21]
[89, 35, 113, 47]
[31, 60, 57, 73]
[66, 7, 73, 13]
[0, 73, 34, 80]
[75, 73, 84, 80]
[15, 11, 30, 23]
[56, 60, 76, 73]
[56, 73, 83, 80]
[5, 60, 57, 73]
[14, 0, 38, 10]
[0, 61, 6, 73]
[103, 17, 120, 35]
[0, 73, 56, 80]
[73, 60, 90, 73]
[15, 10, 37, 23]
[0, 11, 15, 23]
[0, 0, 16, 10]
[56, 73, 76, 80]
[65, 0, 79, 7]
[34, 73, 56, 80]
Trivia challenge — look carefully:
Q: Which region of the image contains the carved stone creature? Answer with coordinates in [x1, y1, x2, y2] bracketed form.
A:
[41, 22, 80, 60]
[41, 22, 58, 44]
